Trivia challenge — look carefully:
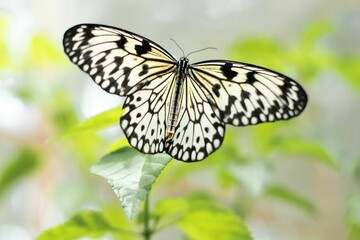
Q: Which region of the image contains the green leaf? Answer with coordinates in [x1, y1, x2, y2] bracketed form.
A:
[154, 198, 188, 218]
[60, 107, 122, 138]
[179, 199, 253, 240]
[91, 147, 172, 219]
[152, 198, 188, 228]
[37, 210, 116, 240]
[180, 210, 252, 240]
[0, 147, 41, 198]
[153, 198, 252, 240]
[265, 184, 317, 215]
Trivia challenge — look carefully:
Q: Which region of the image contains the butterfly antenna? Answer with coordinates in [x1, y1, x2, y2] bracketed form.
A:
[186, 47, 217, 58]
[170, 38, 185, 57]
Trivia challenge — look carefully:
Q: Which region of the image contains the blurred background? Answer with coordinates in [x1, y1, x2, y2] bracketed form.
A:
[1, 0, 360, 239]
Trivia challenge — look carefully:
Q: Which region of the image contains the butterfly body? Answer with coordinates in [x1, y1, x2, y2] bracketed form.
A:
[63, 24, 307, 162]
[166, 57, 189, 141]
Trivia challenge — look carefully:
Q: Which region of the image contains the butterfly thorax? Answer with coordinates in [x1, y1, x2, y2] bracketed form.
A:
[165, 57, 189, 141]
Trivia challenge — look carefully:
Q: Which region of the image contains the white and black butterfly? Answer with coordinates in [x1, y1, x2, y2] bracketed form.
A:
[63, 24, 307, 162]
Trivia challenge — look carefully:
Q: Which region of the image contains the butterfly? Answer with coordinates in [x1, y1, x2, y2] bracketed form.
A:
[63, 24, 307, 162]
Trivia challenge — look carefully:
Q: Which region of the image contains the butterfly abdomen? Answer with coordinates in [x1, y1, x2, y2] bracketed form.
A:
[166, 57, 189, 140]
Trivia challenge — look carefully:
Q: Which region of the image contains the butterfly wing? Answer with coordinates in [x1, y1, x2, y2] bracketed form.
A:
[63, 24, 178, 154]
[165, 75, 226, 161]
[63, 24, 176, 96]
[189, 60, 307, 126]
[121, 70, 177, 154]
[166, 60, 307, 161]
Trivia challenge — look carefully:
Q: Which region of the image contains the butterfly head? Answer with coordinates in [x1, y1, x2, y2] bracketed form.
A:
[179, 56, 189, 62]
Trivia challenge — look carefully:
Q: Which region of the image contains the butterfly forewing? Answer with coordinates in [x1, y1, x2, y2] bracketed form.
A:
[189, 61, 307, 127]
[63, 24, 308, 162]
[63, 24, 176, 96]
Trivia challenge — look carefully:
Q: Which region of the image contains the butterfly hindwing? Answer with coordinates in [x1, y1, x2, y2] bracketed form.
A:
[165, 76, 225, 161]
[120, 71, 176, 154]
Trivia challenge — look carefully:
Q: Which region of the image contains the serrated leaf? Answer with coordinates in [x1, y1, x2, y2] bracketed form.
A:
[37, 210, 116, 240]
[91, 147, 172, 219]
[265, 184, 317, 215]
[61, 107, 122, 138]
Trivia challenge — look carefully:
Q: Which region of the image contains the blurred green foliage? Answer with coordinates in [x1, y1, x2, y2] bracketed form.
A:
[0, 147, 42, 199]
[28, 33, 65, 67]
[1, 15, 359, 240]
[176, 197, 252, 240]
[61, 107, 123, 139]
[0, 17, 11, 69]
[264, 184, 316, 215]
[347, 194, 360, 240]
[229, 21, 360, 90]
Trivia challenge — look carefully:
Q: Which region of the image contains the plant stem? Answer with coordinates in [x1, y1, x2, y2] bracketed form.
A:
[143, 196, 151, 240]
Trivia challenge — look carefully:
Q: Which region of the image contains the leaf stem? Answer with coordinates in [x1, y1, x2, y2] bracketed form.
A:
[143, 196, 152, 240]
